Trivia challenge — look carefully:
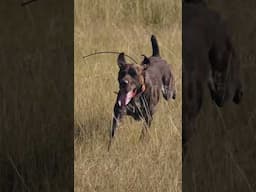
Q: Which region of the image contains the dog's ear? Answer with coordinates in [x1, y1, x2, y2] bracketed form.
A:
[141, 55, 150, 69]
[142, 55, 150, 65]
[117, 52, 126, 68]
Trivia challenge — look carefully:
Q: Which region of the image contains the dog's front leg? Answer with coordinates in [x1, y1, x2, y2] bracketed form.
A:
[111, 103, 125, 138]
[108, 103, 124, 150]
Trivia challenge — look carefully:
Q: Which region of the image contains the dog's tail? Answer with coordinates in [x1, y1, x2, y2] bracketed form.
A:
[151, 35, 160, 57]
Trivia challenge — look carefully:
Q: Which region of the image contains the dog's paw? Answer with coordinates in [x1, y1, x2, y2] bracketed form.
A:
[172, 91, 176, 100]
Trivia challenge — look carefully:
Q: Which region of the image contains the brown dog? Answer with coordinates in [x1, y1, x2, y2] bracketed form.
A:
[109, 35, 176, 145]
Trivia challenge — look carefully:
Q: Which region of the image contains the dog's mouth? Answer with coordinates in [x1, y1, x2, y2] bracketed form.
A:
[117, 88, 137, 107]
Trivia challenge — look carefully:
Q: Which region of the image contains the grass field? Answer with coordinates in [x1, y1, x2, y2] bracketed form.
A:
[74, 0, 182, 191]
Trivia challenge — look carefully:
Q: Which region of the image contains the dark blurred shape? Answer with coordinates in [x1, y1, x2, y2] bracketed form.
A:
[21, 0, 38, 6]
[0, 1, 73, 191]
[183, 0, 256, 191]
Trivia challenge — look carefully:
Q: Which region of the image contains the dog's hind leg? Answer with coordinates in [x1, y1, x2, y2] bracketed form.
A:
[139, 113, 152, 141]
[136, 95, 152, 141]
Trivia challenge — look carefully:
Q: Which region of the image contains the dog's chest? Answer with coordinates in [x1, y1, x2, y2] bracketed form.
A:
[125, 95, 149, 120]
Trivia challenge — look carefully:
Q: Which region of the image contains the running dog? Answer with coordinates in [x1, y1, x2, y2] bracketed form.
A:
[109, 35, 176, 147]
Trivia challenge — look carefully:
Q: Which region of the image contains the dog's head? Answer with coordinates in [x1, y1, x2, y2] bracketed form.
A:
[208, 39, 243, 107]
[116, 53, 145, 108]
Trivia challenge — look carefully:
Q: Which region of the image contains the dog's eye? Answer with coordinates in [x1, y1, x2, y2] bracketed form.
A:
[128, 68, 137, 77]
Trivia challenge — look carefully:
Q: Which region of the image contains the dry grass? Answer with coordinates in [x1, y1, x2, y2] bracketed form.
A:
[74, 0, 181, 191]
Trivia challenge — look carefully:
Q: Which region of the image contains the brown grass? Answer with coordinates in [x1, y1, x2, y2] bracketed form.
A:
[74, 0, 182, 191]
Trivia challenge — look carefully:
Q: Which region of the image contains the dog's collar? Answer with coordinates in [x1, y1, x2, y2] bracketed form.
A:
[134, 84, 146, 98]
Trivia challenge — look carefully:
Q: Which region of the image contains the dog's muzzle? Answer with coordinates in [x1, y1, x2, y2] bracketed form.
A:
[117, 80, 145, 107]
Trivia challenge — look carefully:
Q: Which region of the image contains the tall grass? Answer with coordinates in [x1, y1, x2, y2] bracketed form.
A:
[75, 0, 181, 191]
